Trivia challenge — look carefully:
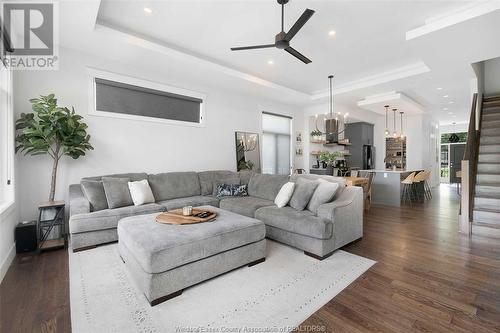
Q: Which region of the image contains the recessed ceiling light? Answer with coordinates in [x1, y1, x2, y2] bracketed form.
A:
[448, 101, 454, 104]
[448, 112, 453, 115]
[436, 87, 443, 90]
[144, 7, 152, 14]
[267, 60, 274, 65]
[443, 107, 448, 111]
[443, 95, 449, 98]
[328, 30, 336, 37]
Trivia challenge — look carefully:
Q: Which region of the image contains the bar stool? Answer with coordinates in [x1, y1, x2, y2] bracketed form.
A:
[401, 172, 416, 204]
[412, 171, 427, 202]
[423, 170, 432, 200]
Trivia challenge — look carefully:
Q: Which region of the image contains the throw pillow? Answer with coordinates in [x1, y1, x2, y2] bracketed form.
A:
[212, 179, 240, 196]
[307, 179, 339, 213]
[274, 182, 295, 208]
[128, 179, 155, 206]
[102, 177, 134, 209]
[215, 183, 233, 198]
[215, 184, 249, 198]
[232, 184, 249, 197]
[288, 178, 319, 211]
[80, 179, 108, 212]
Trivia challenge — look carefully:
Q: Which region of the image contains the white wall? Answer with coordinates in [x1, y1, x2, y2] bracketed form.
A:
[14, 47, 304, 221]
[484, 57, 500, 95]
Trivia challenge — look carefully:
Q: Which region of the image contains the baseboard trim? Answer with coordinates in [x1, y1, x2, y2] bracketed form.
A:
[0, 243, 16, 284]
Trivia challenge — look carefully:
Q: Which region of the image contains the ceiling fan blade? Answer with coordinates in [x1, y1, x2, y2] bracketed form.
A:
[230, 44, 276, 51]
[284, 9, 315, 42]
[284, 47, 311, 64]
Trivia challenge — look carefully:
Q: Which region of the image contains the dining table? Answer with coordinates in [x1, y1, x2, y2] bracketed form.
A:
[345, 176, 369, 187]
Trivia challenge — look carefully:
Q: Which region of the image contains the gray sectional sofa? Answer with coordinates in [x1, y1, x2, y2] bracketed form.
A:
[69, 170, 363, 259]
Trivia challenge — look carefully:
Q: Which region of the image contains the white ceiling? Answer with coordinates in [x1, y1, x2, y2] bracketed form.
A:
[97, 0, 464, 93]
[57, 0, 500, 124]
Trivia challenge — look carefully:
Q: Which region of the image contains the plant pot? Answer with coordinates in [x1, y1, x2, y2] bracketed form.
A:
[325, 165, 334, 176]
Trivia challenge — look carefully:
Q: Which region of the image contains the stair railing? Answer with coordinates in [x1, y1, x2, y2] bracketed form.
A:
[460, 93, 481, 234]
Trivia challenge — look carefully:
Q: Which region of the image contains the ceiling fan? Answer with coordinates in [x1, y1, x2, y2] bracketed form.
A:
[230, 0, 315, 64]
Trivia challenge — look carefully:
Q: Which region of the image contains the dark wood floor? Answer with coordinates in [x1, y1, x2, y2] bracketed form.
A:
[1, 185, 499, 332]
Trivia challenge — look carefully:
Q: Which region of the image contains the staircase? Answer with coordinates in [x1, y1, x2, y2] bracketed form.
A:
[473, 94, 500, 238]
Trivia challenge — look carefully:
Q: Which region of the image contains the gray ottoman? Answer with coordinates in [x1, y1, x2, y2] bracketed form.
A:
[118, 205, 266, 306]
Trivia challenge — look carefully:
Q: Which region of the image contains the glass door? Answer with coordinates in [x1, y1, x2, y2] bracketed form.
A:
[440, 144, 449, 183]
[262, 112, 292, 175]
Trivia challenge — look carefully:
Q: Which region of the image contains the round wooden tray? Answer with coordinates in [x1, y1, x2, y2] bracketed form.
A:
[155, 208, 217, 225]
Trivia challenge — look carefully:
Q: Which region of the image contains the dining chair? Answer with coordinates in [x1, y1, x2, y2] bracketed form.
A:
[357, 171, 374, 210]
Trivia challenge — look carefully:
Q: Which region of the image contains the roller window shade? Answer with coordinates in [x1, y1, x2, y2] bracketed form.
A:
[95, 78, 202, 123]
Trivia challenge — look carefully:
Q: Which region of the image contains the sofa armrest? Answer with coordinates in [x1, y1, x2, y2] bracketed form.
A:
[69, 184, 90, 217]
[317, 186, 363, 248]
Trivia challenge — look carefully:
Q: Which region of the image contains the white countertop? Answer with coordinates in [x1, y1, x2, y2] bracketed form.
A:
[358, 169, 423, 174]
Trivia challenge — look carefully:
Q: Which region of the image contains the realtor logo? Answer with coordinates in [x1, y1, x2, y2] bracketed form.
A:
[1, 2, 59, 70]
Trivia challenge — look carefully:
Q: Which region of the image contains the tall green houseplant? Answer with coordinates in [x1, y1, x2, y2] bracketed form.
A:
[15, 94, 93, 201]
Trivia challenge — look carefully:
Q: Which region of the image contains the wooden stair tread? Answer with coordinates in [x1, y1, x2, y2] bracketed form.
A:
[472, 221, 500, 229]
[473, 207, 500, 214]
[475, 193, 500, 199]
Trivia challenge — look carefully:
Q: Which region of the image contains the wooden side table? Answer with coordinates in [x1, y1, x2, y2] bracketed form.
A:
[37, 200, 66, 251]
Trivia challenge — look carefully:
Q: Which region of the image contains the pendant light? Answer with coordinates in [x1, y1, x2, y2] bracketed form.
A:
[392, 108, 398, 138]
[314, 75, 349, 143]
[399, 111, 405, 139]
[384, 105, 390, 136]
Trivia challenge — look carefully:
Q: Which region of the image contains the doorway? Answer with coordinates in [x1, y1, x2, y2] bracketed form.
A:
[449, 144, 466, 184]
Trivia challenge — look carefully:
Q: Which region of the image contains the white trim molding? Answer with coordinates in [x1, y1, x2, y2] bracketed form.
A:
[87, 67, 207, 128]
[406, 1, 500, 40]
[310, 62, 430, 101]
[0, 243, 15, 284]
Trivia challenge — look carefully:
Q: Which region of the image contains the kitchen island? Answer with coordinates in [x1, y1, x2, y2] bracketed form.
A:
[359, 169, 424, 207]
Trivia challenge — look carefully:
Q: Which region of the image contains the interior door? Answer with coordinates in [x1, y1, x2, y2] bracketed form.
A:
[449, 144, 466, 184]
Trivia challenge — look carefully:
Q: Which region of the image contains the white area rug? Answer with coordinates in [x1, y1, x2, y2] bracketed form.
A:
[70, 241, 375, 333]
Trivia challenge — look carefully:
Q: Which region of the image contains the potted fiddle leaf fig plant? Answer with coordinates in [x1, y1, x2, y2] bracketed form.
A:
[15, 94, 94, 201]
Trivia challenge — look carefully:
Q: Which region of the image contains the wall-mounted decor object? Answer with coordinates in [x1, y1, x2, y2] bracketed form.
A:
[296, 131, 303, 143]
[295, 148, 303, 156]
[235, 132, 261, 172]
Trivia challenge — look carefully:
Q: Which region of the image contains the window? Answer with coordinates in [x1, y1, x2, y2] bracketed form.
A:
[89, 69, 205, 126]
[262, 112, 292, 175]
[0, 58, 14, 210]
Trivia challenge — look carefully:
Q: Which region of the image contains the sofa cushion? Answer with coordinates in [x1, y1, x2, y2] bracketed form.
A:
[255, 206, 333, 240]
[117, 206, 266, 274]
[148, 172, 201, 201]
[307, 180, 339, 213]
[198, 170, 240, 195]
[80, 180, 108, 212]
[157, 196, 219, 211]
[220, 196, 274, 218]
[289, 178, 319, 211]
[82, 173, 148, 182]
[248, 173, 289, 201]
[238, 170, 255, 185]
[69, 203, 165, 234]
[102, 177, 134, 209]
